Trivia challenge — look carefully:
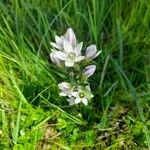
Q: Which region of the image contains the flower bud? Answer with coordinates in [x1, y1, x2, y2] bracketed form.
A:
[85, 44, 101, 60]
[58, 82, 70, 91]
[58, 82, 72, 97]
[82, 65, 96, 78]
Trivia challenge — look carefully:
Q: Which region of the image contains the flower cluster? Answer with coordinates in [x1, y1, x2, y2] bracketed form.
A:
[50, 28, 101, 105]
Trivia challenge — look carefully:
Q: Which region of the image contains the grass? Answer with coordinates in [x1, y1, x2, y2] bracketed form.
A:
[0, 0, 150, 149]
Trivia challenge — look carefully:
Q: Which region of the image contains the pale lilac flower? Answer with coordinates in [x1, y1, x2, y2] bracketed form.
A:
[55, 40, 85, 67]
[50, 50, 63, 68]
[85, 44, 101, 60]
[50, 28, 77, 50]
[82, 65, 96, 78]
[50, 28, 98, 106]
[58, 82, 73, 97]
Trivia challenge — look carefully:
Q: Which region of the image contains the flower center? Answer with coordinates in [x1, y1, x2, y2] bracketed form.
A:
[79, 92, 85, 98]
[68, 52, 76, 61]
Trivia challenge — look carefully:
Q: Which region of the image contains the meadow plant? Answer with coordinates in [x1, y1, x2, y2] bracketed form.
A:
[50, 28, 101, 105]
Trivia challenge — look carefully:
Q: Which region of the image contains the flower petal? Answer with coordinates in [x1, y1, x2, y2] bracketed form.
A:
[71, 92, 78, 97]
[82, 98, 88, 105]
[75, 98, 81, 104]
[55, 36, 63, 45]
[93, 50, 102, 59]
[65, 61, 74, 67]
[55, 51, 67, 60]
[50, 52, 55, 62]
[74, 56, 85, 62]
[67, 97, 75, 105]
[85, 85, 91, 92]
[50, 42, 60, 49]
[50, 52, 62, 67]
[54, 36, 64, 49]
[65, 28, 76, 46]
[74, 42, 83, 56]
[59, 92, 67, 96]
[63, 40, 74, 53]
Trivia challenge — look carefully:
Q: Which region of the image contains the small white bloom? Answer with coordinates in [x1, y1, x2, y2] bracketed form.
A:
[85, 85, 94, 99]
[71, 90, 88, 105]
[70, 86, 93, 105]
[85, 44, 102, 60]
[82, 65, 96, 78]
[58, 82, 73, 97]
[55, 40, 85, 67]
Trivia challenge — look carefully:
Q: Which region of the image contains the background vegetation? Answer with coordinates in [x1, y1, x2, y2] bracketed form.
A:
[0, 0, 150, 149]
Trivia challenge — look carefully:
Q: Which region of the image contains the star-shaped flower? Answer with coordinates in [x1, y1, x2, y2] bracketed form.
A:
[55, 40, 85, 67]
[69, 86, 93, 105]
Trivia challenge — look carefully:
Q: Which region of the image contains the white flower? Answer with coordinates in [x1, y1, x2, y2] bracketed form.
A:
[85, 44, 102, 60]
[58, 82, 73, 97]
[55, 40, 85, 67]
[50, 28, 77, 50]
[82, 65, 96, 79]
[50, 50, 63, 68]
[72, 91, 88, 105]
[70, 86, 93, 105]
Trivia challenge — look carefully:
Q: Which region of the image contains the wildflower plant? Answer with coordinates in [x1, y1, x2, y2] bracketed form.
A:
[50, 28, 101, 106]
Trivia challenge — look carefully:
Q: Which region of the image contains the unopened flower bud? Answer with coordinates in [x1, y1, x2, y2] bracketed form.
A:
[85, 44, 101, 60]
[82, 65, 96, 78]
[58, 82, 70, 91]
